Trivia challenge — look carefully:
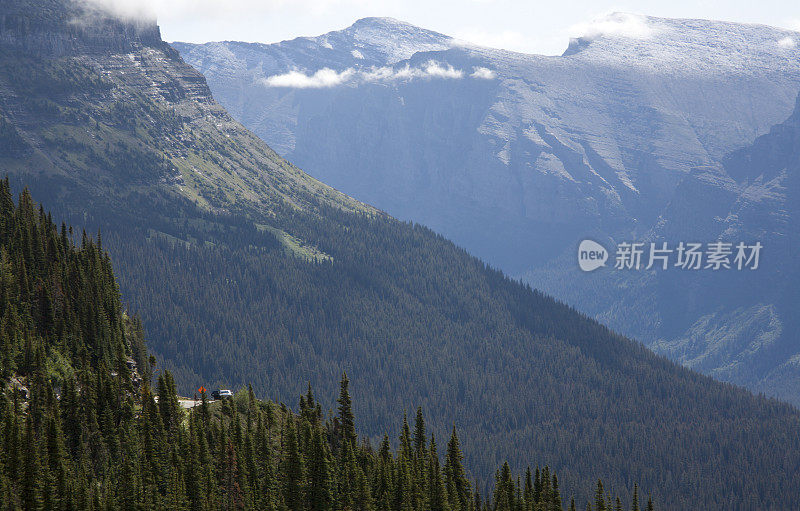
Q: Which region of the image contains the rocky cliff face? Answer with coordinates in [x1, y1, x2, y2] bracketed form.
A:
[0, 0, 163, 56]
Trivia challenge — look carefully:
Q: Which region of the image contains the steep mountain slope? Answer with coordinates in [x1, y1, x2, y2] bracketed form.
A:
[0, 0, 370, 217]
[174, 15, 800, 403]
[3, 2, 800, 508]
[650, 93, 800, 401]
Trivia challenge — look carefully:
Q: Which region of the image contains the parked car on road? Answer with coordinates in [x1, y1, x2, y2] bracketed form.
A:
[211, 389, 233, 400]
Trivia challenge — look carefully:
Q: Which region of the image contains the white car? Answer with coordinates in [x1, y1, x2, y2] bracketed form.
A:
[211, 389, 233, 400]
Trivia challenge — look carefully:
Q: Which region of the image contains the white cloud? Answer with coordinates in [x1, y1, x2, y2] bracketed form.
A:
[361, 66, 399, 82]
[262, 60, 468, 88]
[421, 61, 464, 79]
[570, 12, 654, 41]
[778, 37, 797, 49]
[470, 67, 496, 79]
[78, 0, 158, 21]
[263, 68, 354, 88]
[351, 49, 364, 59]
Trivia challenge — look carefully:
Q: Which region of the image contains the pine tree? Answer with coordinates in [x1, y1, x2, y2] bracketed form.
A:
[399, 412, 413, 462]
[354, 465, 374, 511]
[412, 408, 428, 510]
[413, 408, 426, 458]
[393, 448, 414, 511]
[255, 413, 275, 511]
[594, 481, 606, 511]
[374, 435, 394, 511]
[223, 438, 244, 511]
[337, 373, 357, 450]
[307, 428, 332, 511]
[493, 462, 514, 511]
[523, 468, 534, 511]
[540, 466, 552, 509]
[551, 473, 562, 511]
[444, 427, 470, 511]
[282, 416, 305, 511]
[21, 414, 43, 511]
[427, 435, 449, 511]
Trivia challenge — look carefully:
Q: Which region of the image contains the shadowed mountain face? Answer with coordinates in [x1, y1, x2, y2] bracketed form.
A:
[5, 2, 800, 508]
[650, 94, 800, 400]
[174, 14, 800, 405]
[523, 91, 800, 405]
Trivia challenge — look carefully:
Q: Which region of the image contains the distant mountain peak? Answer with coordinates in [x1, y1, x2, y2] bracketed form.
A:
[348, 16, 410, 29]
[345, 16, 446, 35]
[328, 16, 453, 64]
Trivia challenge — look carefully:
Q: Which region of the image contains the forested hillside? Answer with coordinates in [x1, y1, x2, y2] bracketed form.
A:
[2, 1, 800, 508]
[174, 15, 800, 406]
[0, 183, 648, 510]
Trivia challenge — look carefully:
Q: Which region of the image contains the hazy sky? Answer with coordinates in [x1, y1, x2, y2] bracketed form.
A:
[98, 0, 800, 56]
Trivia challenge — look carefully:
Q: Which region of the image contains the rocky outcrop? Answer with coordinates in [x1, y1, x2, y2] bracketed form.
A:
[0, 0, 163, 56]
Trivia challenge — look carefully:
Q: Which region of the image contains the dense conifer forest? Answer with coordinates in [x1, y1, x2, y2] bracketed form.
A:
[0, 181, 652, 510]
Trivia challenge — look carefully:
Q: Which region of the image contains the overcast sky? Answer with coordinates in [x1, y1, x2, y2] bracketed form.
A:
[96, 0, 800, 56]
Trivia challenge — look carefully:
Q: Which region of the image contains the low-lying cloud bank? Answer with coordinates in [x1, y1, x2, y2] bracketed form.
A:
[79, 0, 157, 22]
[262, 61, 496, 88]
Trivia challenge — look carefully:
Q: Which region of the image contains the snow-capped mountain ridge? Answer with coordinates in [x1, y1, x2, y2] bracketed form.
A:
[249, 13, 800, 75]
[180, 16, 454, 77]
[333, 17, 453, 64]
[564, 13, 800, 74]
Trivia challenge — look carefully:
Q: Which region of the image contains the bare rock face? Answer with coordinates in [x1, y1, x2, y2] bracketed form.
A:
[0, 0, 163, 56]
